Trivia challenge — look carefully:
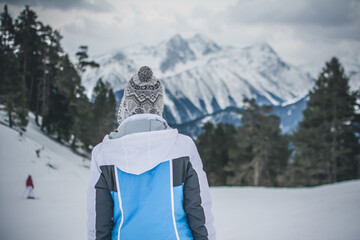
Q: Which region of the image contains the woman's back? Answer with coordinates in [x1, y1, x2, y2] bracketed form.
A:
[87, 67, 215, 240]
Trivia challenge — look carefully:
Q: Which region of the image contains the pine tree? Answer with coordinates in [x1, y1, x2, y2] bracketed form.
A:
[37, 24, 63, 122]
[76, 45, 99, 73]
[0, 5, 28, 129]
[227, 99, 290, 186]
[196, 122, 215, 179]
[67, 45, 101, 150]
[42, 55, 77, 142]
[107, 88, 117, 128]
[197, 122, 236, 185]
[71, 89, 93, 151]
[91, 79, 116, 146]
[14, 5, 42, 124]
[292, 57, 359, 186]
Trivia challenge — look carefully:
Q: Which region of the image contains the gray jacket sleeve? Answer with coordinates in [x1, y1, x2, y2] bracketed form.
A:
[94, 168, 114, 239]
[183, 140, 216, 240]
[87, 145, 114, 240]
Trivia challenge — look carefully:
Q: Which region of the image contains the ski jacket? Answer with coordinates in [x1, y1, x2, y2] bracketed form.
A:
[26, 176, 34, 188]
[87, 114, 216, 240]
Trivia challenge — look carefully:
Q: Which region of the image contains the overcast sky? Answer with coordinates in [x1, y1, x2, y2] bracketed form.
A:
[1, 0, 360, 76]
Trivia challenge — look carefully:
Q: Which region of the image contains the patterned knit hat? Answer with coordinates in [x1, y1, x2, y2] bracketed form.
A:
[117, 66, 164, 125]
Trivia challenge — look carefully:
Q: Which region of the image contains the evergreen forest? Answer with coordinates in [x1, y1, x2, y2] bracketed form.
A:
[197, 58, 360, 187]
[0, 5, 116, 154]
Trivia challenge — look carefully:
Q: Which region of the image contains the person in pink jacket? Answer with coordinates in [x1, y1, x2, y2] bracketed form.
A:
[26, 175, 35, 199]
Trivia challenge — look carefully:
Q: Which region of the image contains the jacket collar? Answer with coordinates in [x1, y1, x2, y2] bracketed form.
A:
[118, 113, 169, 129]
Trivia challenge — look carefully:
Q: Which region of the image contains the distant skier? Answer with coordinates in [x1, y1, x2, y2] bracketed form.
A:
[36, 149, 40, 158]
[87, 66, 216, 239]
[26, 175, 35, 199]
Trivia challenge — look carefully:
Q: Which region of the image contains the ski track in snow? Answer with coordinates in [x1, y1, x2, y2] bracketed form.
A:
[1, 118, 360, 240]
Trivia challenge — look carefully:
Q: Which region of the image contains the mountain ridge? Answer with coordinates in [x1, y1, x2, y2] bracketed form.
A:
[81, 33, 358, 136]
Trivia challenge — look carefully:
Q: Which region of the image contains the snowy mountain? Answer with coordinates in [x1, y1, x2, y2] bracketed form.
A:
[174, 95, 309, 137]
[1, 113, 360, 240]
[82, 34, 357, 136]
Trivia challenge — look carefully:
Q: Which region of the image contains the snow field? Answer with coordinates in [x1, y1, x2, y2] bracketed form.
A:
[211, 182, 360, 240]
[1, 118, 360, 240]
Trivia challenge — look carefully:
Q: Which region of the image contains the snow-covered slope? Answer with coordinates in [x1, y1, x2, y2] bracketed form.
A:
[82, 34, 314, 125]
[0, 114, 90, 240]
[212, 181, 360, 240]
[1, 115, 360, 240]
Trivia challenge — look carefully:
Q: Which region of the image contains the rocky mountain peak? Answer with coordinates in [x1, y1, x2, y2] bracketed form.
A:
[188, 33, 222, 56]
[160, 34, 196, 72]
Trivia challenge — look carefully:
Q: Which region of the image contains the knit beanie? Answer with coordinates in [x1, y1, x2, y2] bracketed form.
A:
[117, 66, 164, 125]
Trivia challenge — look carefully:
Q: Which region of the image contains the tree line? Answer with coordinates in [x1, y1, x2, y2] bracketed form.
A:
[197, 57, 360, 187]
[0, 5, 116, 152]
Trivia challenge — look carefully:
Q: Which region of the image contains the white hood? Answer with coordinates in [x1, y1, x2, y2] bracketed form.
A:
[100, 115, 179, 175]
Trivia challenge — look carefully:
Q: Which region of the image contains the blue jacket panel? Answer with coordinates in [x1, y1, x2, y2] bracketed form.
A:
[114, 161, 184, 240]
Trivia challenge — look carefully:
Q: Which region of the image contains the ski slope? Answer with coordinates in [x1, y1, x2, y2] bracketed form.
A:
[0, 117, 360, 240]
[0, 114, 90, 240]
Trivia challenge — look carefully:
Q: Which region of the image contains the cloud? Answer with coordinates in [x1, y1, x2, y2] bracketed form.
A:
[225, 0, 359, 26]
[223, 0, 360, 40]
[0, 0, 113, 11]
[1, 0, 359, 77]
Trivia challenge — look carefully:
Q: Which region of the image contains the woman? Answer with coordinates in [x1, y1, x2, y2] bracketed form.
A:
[87, 66, 215, 240]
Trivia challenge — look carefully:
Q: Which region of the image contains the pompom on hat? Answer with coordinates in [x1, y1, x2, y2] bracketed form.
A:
[117, 66, 164, 125]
